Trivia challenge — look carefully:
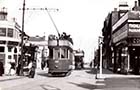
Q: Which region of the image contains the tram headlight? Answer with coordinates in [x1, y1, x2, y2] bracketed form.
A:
[55, 65, 58, 68]
[55, 60, 59, 63]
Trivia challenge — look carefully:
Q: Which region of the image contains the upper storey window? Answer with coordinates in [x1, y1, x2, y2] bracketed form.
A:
[0, 28, 6, 36]
[8, 28, 13, 37]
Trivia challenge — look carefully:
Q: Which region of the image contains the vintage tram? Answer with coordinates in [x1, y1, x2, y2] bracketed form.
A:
[74, 50, 84, 69]
[47, 33, 74, 76]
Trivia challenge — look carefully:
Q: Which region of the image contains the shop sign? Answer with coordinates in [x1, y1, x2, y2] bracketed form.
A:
[132, 38, 140, 44]
[129, 24, 140, 32]
[0, 28, 6, 36]
[8, 41, 18, 46]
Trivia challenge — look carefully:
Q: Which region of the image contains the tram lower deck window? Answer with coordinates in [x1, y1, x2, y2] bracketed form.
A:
[0, 46, 4, 52]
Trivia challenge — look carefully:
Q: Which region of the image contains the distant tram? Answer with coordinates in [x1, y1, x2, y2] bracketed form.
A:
[47, 33, 74, 76]
[74, 50, 84, 69]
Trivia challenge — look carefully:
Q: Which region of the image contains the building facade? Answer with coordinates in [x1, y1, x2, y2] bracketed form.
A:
[28, 36, 48, 69]
[0, 7, 21, 75]
[102, 1, 140, 74]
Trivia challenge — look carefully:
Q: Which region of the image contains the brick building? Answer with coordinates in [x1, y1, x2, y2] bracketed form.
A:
[102, 1, 140, 74]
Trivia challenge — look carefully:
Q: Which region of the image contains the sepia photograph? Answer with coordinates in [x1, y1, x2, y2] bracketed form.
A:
[0, 0, 140, 90]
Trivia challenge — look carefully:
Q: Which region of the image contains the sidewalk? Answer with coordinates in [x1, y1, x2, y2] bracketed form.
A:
[0, 75, 25, 82]
[96, 68, 140, 79]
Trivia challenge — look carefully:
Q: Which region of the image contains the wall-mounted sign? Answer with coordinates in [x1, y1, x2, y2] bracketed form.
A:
[132, 38, 140, 44]
[129, 24, 140, 32]
[0, 28, 6, 36]
[8, 41, 18, 46]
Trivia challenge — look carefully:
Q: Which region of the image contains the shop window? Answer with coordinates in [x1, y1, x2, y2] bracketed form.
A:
[0, 46, 4, 52]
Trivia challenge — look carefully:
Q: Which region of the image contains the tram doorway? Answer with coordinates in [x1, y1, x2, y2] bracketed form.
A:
[130, 47, 140, 75]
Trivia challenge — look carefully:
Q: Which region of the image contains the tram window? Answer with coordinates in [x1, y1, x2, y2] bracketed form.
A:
[49, 48, 53, 58]
[0, 46, 4, 52]
[61, 48, 68, 58]
[55, 48, 60, 59]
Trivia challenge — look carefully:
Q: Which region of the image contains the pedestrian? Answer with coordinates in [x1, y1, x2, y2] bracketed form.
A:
[16, 55, 21, 76]
[0, 61, 4, 76]
[28, 61, 36, 78]
[9, 59, 16, 75]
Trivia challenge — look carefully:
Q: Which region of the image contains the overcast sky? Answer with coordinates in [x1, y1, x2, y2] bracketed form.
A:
[0, 0, 136, 62]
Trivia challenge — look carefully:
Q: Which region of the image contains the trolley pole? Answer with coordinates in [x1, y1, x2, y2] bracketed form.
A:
[20, 0, 26, 76]
[98, 36, 103, 79]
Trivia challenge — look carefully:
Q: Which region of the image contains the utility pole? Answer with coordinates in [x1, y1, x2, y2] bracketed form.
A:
[19, 1, 59, 75]
[98, 36, 103, 79]
[20, 0, 26, 76]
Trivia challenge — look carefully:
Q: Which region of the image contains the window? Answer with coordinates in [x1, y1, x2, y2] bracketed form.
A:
[8, 55, 12, 59]
[8, 47, 12, 52]
[0, 28, 6, 36]
[8, 28, 13, 37]
[0, 46, 4, 52]
[49, 48, 53, 58]
[61, 48, 68, 59]
[54, 48, 60, 59]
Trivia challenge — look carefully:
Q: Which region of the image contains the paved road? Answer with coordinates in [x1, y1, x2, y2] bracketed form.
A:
[0, 69, 96, 90]
[1, 68, 140, 90]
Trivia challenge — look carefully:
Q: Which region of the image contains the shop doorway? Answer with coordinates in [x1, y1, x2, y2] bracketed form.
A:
[130, 47, 140, 74]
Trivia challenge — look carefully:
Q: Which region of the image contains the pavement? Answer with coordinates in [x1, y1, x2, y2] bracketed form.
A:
[96, 68, 140, 79]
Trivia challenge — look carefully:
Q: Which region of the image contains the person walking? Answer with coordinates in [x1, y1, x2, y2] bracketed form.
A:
[28, 61, 36, 78]
[9, 59, 16, 75]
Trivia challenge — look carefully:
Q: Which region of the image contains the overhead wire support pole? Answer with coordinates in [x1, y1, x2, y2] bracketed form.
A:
[20, 0, 26, 76]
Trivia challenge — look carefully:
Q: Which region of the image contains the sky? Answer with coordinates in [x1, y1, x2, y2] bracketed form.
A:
[0, 0, 136, 62]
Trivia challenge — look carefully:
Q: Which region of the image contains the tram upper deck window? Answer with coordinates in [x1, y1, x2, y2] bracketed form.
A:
[0, 46, 4, 52]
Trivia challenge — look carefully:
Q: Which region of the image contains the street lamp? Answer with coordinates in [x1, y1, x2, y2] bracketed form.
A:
[98, 36, 103, 79]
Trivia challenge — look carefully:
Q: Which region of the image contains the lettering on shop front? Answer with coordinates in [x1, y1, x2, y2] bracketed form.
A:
[129, 24, 140, 32]
[132, 38, 140, 44]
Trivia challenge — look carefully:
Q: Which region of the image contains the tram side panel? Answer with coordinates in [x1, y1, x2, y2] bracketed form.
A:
[47, 59, 72, 74]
